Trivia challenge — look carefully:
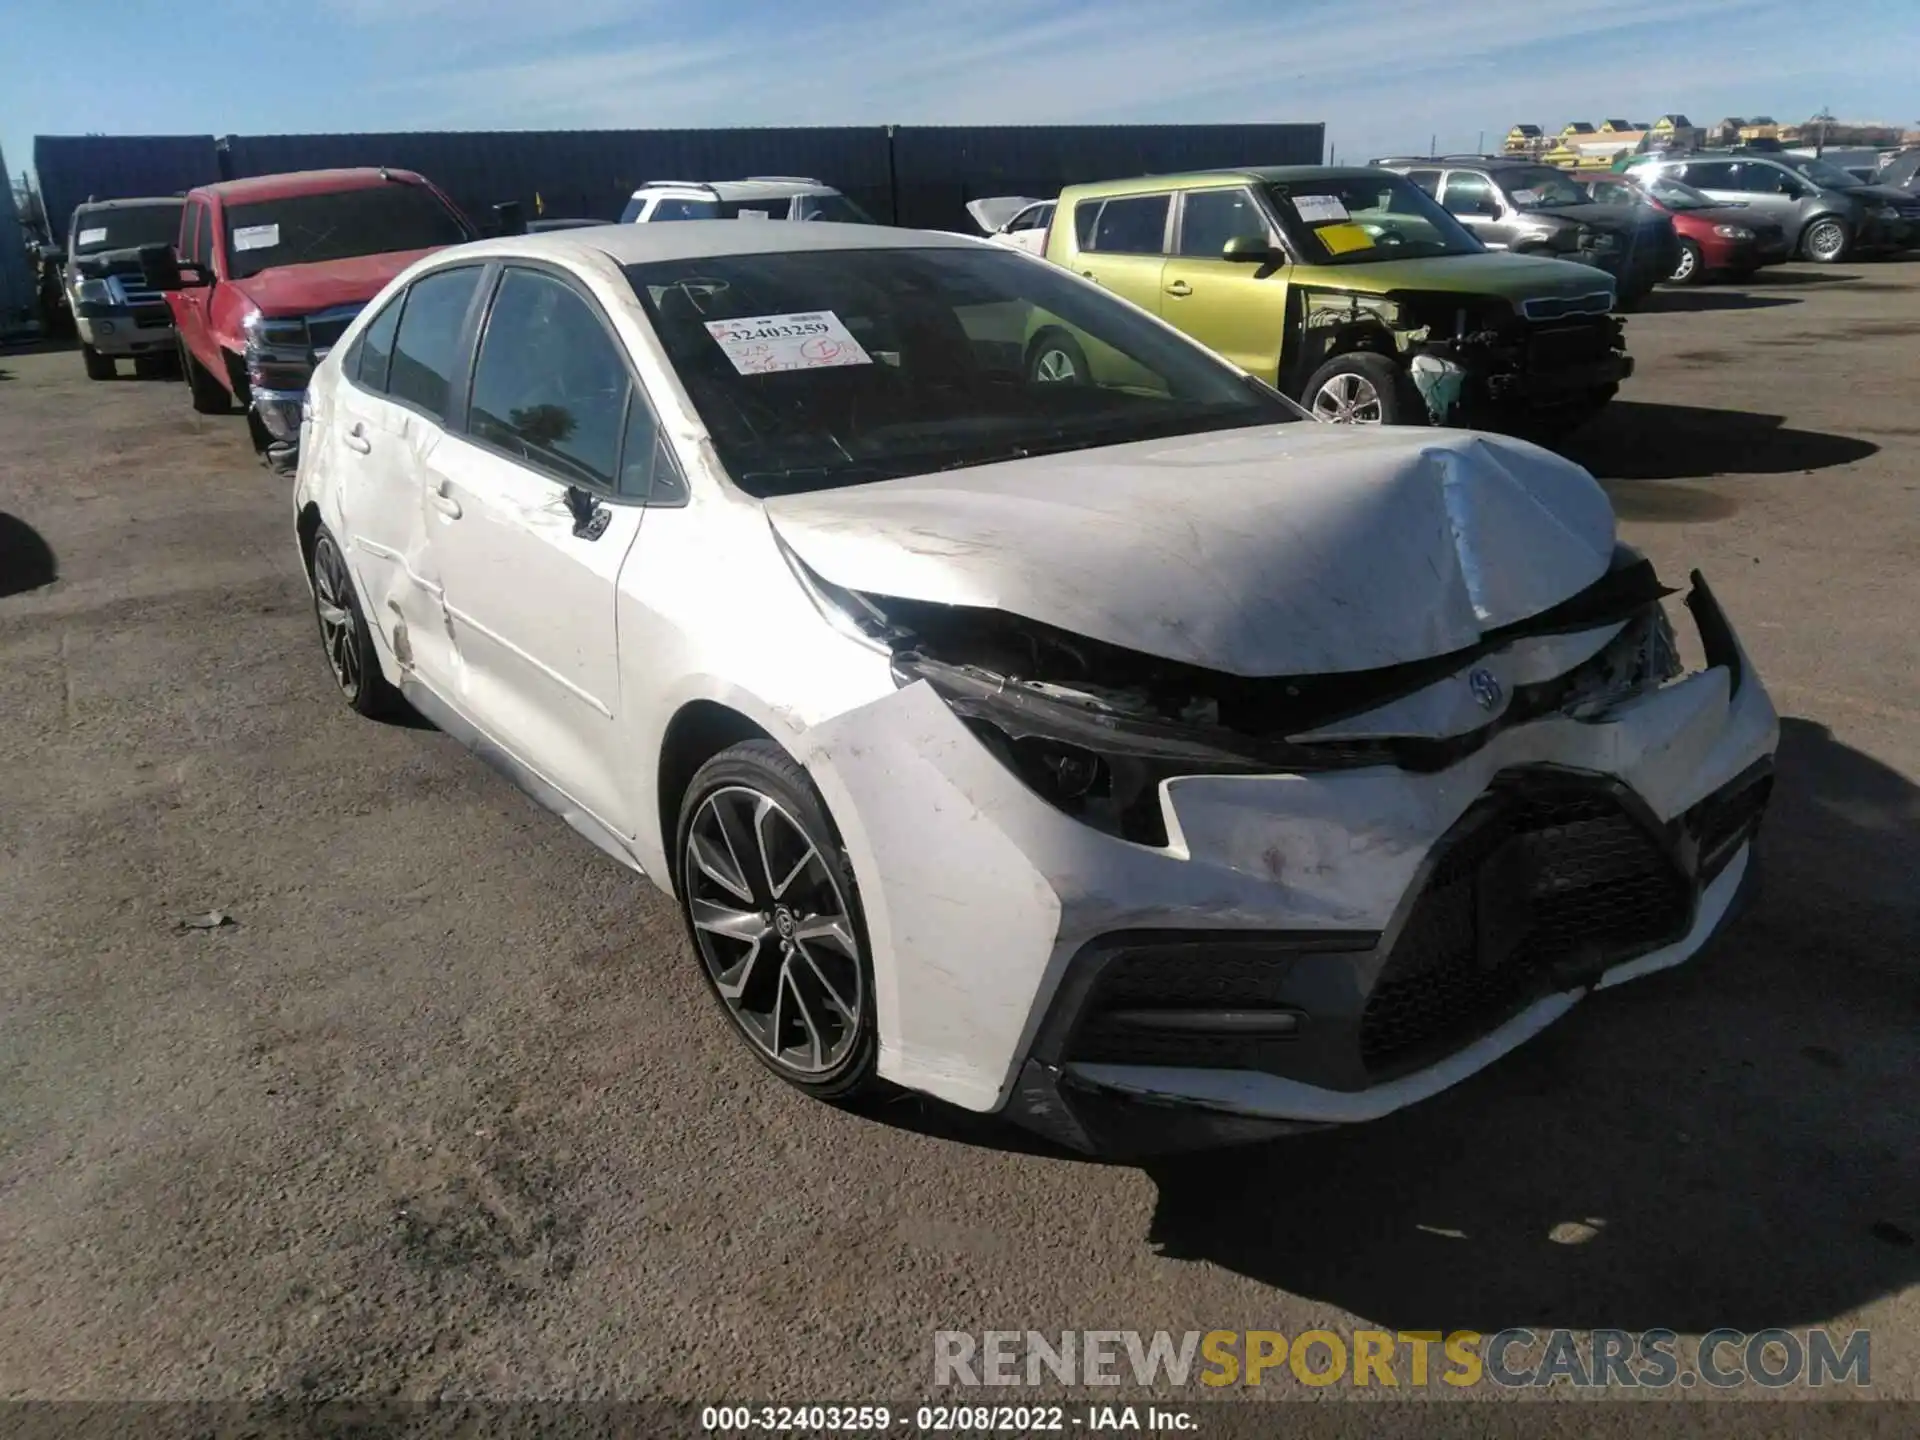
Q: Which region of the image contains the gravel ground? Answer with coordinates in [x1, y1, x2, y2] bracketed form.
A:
[1, 261, 1915, 1418]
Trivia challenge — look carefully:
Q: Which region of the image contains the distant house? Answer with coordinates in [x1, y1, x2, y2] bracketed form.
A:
[1712, 117, 1746, 145]
[1505, 123, 1546, 155]
[1652, 114, 1704, 148]
[1600, 119, 1635, 133]
[1560, 121, 1596, 138]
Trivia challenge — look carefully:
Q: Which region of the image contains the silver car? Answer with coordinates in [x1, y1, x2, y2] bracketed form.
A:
[64, 197, 183, 380]
[1627, 150, 1911, 263]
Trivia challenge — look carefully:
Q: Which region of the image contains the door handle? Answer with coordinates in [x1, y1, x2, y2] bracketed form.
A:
[1164, 280, 1193, 297]
[343, 422, 371, 455]
[428, 479, 462, 520]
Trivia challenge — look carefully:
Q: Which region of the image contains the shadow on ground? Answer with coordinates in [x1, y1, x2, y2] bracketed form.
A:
[0, 513, 58, 597]
[1633, 290, 1800, 314]
[1142, 717, 1918, 1333]
[1565, 401, 1877, 483]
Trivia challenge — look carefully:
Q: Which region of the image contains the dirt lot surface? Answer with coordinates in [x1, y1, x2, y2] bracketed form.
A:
[2, 262, 1916, 1417]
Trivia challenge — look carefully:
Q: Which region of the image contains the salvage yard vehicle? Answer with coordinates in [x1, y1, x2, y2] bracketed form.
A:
[1577, 172, 1790, 283]
[621, 178, 875, 224]
[1041, 166, 1631, 432]
[292, 221, 1776, 1156]
[1624, 149, 1917, 262]
[1376, 157, 1679, 306]
[64, 197, 183, 379]
[142, 167, 474, 472]
[968, 196, 1055, 255]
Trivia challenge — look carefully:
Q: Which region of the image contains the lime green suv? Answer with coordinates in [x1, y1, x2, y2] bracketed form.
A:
[1036, 166, 1633, 431]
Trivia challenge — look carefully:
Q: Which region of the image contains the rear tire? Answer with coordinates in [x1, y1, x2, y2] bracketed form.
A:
[181, 341, 231, 413]
[1301, 351, 1423, 426]
[82, 345, 114, 381]
[1026, 329, 1089, 385]
[675, 739, 883, 1104]
[307, 524, 405, 720]
[1669, 239, 1704, 285]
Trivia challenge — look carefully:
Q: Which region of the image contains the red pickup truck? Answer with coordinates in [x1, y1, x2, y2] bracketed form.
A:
[142, 167, 474, 472]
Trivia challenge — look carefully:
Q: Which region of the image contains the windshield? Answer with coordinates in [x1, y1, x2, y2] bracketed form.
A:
[71, 203, 182, 256]
[222, 183, 472, 279]
[1266, 175, 1482, 265]
[1641, 175, 1717, 211]
[624, 246, 1300, 497]
[1779, 155, 1862, 190]
[794, 193, 874, 223]
[1496, 168, 1592, 208]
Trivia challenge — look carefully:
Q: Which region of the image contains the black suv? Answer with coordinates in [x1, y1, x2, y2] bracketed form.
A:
[1373, 156, 1679, 306]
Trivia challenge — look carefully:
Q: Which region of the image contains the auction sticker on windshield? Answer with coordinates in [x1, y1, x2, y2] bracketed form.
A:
[1293, 195, 1350, 224]
[233, 224, 281, 252]
[705, 311, 873, 376]
[1510, 189, 1543, 206]
[76, 227, 108, 247]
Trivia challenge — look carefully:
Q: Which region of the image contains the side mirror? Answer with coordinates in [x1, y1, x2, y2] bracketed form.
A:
[137, 243, 204, 291]
[1477, 197, 1504, 217]
[564, 485, 610, 541]
[1221, 234, 1277, 263]
[493, 200, 527, 237]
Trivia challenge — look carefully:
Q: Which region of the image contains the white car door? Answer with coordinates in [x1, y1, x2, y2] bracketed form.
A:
[331, 264, 487, 687]
[424, 264, 664, 836]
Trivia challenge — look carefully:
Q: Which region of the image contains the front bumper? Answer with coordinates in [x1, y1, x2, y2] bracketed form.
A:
[75, 306, 175, 356]
[797, 575, 1777, 1155]
[252, 390, 305, 475]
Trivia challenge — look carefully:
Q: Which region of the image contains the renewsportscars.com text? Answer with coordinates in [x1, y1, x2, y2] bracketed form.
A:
[933, 1328, 1872, 1390]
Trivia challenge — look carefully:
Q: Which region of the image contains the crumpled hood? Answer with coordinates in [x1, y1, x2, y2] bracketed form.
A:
[230, 247, 443, 316]
[965, 197, 1041, 233]
[765, 425, 1618, 677]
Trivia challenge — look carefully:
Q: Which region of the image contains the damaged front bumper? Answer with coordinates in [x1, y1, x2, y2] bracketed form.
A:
[797, 573, 1776, 1157]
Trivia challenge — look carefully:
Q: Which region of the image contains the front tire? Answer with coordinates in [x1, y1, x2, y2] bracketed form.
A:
[1669, 239, 1704, 284]
[1302, 351, 1422, 425]
[1027, 329, 1090, 385]
[82, 345, 114, 381]
[307, 525, 404, 720]
[1801, 216, 1851, 264]
[181, 341, 231, 413]
[676, 740, 881, 1103]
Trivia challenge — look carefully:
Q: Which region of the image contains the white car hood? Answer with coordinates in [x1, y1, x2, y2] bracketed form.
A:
[764, 425, 1618, 678]
[965, 196, 1041, 233]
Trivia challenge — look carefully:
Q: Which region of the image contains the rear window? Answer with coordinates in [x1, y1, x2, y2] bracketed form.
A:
[1086, 194, 1170, 254]
[222, 183, 472, 279]
[71, 202, 183, 256]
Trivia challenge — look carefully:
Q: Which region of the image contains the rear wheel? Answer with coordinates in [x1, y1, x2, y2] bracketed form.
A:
[676, 740, 881, 1102]
[307, 525, 404, 719]
[82, 345, 114, 381]
[1802, 216, 1851, 263]
[1302, 351, 1422, 426]
[181, 341, 231, 413]
[1669, 239, 1704, 284]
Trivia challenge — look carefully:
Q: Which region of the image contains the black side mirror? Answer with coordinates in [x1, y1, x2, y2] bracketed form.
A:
[493, 201, 527, 237]
[1477, 197, 1504, 217]
[138, 243, 196, 291]
[564, 485, 610, 540]
[1221, 234, 1277, 263]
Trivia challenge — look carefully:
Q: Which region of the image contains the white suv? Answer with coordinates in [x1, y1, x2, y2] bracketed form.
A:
[619, 177, 875, 224]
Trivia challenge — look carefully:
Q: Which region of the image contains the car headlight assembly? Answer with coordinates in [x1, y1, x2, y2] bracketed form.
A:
[1871, 205, 1898, 220]
[75, 278, 112, 306]
[1713, 224, 1755, 240]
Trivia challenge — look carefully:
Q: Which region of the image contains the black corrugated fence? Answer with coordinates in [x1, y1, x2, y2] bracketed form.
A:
[31, 123, 1325, 236]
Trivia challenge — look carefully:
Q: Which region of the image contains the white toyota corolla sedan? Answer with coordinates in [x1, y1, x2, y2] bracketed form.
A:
[292, 221, 1777, 1155]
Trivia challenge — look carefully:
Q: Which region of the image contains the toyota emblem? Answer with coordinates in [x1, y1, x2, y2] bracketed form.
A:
[1469, 668, 1504, 712]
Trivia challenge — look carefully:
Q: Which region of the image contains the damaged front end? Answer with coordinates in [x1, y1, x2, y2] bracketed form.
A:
[1292, 287, 1631, 427]
[788, 534, 1721, 848]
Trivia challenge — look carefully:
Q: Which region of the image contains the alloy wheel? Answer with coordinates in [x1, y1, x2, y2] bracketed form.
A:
[310, 534, 362, 700]
[1805, 220, 1846, 262]
[1311, 372, 1385, 424]
[1670, 245, 1697, 282]
[684, 785, 864, 1078]
[1033, 347, 1080, 382]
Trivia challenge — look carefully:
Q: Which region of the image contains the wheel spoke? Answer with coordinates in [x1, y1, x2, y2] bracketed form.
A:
[689, 809, 755, 904]
[792, 939, 858, 1022]
[691, 898, 772, 944]
[710, 792, 769, 905]
[782, 961, 827, 1069]
[793, 913, 854, 954]
[711, 934, 769, 1003]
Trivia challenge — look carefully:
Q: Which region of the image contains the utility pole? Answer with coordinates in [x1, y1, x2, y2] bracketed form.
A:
[1429, 132, 1437, 158]
[1477, 130, 1485, 154]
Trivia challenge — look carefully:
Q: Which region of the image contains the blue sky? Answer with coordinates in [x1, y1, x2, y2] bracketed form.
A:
[4, 0, 1916, 196]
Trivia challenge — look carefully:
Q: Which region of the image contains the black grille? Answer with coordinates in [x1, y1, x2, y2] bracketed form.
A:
[308, 310, 364, 352]
[1686, 769, 1772, 881]
[1359, 779, 1692, 1075]
[1528, 321, 1612, 368]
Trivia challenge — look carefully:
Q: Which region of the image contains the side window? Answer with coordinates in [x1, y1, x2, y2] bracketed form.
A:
[617, 399, 686, 503]
[619, 196, 646, 223]
[353, 294, 405, 394]
[1738, 163, 1796, 195]
[1406, 169, 1442, 195]
[652, 197, 719, 221]
[1440, 171, 1497, 215]
[387, 265, 483, 422]
[1177, 189, 1264, 257]
[185, 203, 210, 268]
[468, 268, 631, 490]
[1072, 200, 1100, 249]
[1087, 194, 1171, 255]
[1008, 205, 1048, 233]
[1681, 161, 1736, 189]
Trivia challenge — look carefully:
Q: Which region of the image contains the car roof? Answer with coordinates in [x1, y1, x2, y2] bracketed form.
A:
[197, 167, 434, 204]
[74, 196, 184, 213]
[422, 221, 981, 269]
[1060, 166, 1400, 200]
[633, 179, 837, 201]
